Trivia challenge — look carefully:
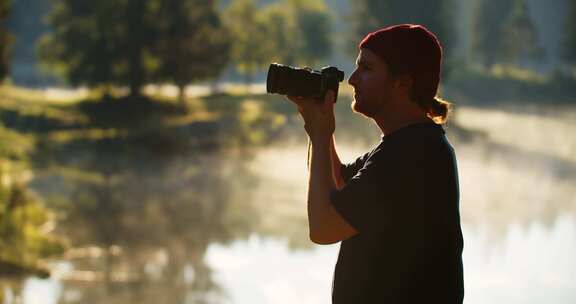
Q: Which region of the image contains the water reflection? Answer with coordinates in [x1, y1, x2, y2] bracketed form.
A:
[29, 144, 268, 303]
[7, 104, 576, 303]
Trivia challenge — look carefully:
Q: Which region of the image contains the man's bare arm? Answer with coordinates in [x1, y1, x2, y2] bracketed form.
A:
[308, 135, 346, 190]
[307, 136, 357, 245]
[330, 136, 346, 190]
[290, 91, 357, 244]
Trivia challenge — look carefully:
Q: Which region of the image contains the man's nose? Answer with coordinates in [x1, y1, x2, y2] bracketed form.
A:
[348, 69, 358, 87]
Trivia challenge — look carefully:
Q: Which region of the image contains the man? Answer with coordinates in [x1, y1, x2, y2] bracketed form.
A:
[288, 24, 464, 303]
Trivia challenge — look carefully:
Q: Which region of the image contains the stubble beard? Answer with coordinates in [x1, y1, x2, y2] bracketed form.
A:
[352, 95, 378, 118]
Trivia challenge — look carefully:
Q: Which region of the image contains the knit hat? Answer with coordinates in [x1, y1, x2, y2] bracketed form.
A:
[359, 24, 442, 104]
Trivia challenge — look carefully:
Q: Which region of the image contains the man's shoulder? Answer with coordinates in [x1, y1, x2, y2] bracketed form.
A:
[370, 129, 454, 166]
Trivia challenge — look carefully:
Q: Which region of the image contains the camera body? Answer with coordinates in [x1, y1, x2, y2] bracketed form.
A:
[266, 63, 345, 102]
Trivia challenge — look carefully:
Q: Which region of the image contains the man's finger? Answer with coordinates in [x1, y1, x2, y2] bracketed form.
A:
[325, 90, 335, 104]
[323, 90, 335, 110]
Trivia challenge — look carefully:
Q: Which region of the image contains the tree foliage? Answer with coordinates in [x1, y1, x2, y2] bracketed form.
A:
[0, 126, 65, 278]
[225, 0, 334, 84]
[0, 183, 64, 269]
[154, 0, 230, 102]
[223, 0, 270, 84]
[39, 0, 229, 99]
[260, 3, 298, 66]
[471, 0, 514, 67]
[472, 0, 543, 68]
[39, 0, 155, 96]
[288, 0, 333, 67]
[500, 0, 544, 66]
[0, 0, 12, 81]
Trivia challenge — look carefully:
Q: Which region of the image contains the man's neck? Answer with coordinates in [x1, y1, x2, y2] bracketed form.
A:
[373, 105, 433, 136]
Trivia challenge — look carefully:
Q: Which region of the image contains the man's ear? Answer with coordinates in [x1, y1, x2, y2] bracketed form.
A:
[395, 74, 413, 94]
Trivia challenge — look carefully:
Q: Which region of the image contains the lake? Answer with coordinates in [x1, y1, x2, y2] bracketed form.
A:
[7, 104, 576, 303]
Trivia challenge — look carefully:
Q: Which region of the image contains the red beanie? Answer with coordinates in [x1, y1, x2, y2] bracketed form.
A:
[359, 24, 442, 103]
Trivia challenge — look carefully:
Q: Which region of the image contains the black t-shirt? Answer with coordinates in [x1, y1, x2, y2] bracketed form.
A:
[330, 122, 464, 304]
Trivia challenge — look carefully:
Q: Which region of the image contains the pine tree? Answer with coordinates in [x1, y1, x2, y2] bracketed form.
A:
[471, 0, 515, 68]
[500, 0, 544, 66]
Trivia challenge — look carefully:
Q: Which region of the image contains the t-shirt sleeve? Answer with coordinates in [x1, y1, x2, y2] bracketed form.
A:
[340, 152, 371, 183]
[330, 145, 425, 235]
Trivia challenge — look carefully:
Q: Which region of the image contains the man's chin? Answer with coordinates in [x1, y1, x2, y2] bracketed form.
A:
[352, 99, 371, 117]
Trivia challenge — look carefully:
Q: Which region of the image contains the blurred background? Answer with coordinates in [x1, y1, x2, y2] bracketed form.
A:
[0, 0, 575, 303]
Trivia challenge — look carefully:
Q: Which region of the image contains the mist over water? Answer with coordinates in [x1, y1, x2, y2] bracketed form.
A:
[14, 104, 576, 304]
[452, 105, 576, 303]
[454, 105, 576, 232]
[191, 104, 576, 304]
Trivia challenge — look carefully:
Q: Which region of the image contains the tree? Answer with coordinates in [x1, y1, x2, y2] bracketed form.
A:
[0, 0, 11, 82]
[40, 0, 231, 99]
[288, 0, 333, 67]
[223, 0, 270, 86]
[563, 0, 576, 66]
[260, 0, 333, 68]
[225, 0, 334, 85]
[261, 3, 299, 66]
[346, 0, 456, 74]
[38, 0, 150, 98]
[500, 0, 544, 67]
[155, 0, 230, 104]
[471, 0, 515, 68]
[39, 0, 159, 97]
[472, 0, 544, 69]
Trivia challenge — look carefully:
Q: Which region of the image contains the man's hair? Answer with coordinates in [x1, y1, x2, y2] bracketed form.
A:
[359, 24, 452, 124]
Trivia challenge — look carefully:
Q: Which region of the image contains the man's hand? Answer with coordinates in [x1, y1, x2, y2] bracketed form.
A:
[287, 90, 336, 142]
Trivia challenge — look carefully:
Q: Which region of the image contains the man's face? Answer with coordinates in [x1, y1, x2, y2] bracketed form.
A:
[348, 48, 399, 118]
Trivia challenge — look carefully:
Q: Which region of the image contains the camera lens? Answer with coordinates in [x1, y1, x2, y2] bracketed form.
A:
[266, 63, 344, 99]
[267, 63, 289, 95]
[267, 63, 321, 97]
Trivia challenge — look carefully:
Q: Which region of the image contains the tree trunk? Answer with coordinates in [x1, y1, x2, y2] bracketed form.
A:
[129, 81, 142, 99]
[128, 51, 143, 100]
[126, 0, 145, 100]
[178, 84, 186, 108]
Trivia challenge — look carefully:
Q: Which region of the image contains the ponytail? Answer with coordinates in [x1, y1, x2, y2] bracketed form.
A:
[414, 95, 453, 124]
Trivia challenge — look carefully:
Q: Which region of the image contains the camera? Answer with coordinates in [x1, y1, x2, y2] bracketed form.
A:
[266, 63, 345, 102]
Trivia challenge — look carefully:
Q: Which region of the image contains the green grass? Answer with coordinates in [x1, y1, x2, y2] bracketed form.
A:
[0, 85, 307, 161]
